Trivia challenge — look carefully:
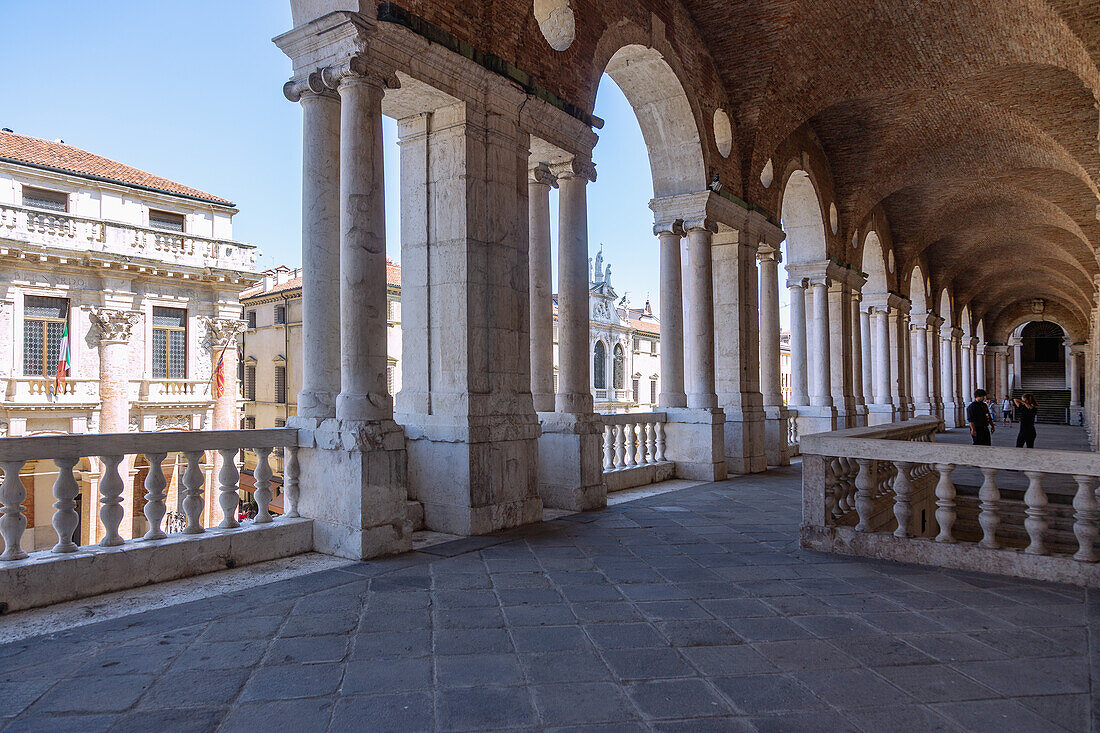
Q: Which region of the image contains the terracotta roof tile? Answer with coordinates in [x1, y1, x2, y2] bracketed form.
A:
[0, 130, 232, 205]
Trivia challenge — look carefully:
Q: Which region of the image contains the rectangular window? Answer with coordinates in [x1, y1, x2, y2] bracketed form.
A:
[244, 365, 256, 401]
[650, 379, 658, 405]
[23, 295, 69, 377]
[151, 307, 186, 379]
[632, 378, 640, 403]
[244, 416, 256, 430]
[275, 365, 287, 404]
[247, 310, 257, 329]
[274, 305, 286, 325]
[22, 186, 68, 212]
[149, 209, 185, 233]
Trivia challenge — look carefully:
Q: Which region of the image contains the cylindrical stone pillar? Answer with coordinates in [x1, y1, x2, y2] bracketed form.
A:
[871, 308, 891, 406]
[961, 340, 973, 404]
[334, 71, 390, 423]
[788, 281, 809, 407]
[850, 292, 865, 409]
[1012, 338, 1023, 389]
[940, 332, 953, 407]
[1065, 344, 1073, 389]
[658, 227, 686, 408]
[685, 224, 717, 409]
[555, 158, 595, 414]
[976, 345, 986, 392]
[1070, 350, 1080, 406]
[294, 87, 341, 419]
[528, 165, 556, 412]
[861, 308, 873, 403]
[758, 249, 782, 408]
[911, 324, 929, 407]
[809, 280, 832, 407]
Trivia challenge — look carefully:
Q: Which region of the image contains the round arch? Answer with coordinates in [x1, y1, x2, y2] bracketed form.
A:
[908, 265, 928, 313]
[780, 169, 827, 265]
[862, 231, 889, 295]
[937, 289, 953, 326]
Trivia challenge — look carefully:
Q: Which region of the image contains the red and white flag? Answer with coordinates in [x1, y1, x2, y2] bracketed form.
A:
[55, 322, 70, 393]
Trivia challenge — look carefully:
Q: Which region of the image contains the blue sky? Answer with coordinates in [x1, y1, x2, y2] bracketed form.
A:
[2, 0, 787, 326]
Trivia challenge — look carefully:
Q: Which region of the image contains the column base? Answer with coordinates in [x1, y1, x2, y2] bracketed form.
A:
[763, 405, 790, 467]
[866, 404, 900, 426]
[943, 402, 963, 428]
[663, 407, 727, 481]
[293, 417, 412, 561]
[399, 413, 542, 536]
[725, 407, 766, 474]
[850, 403, 869, 428]
[796, 406, 838, 437]
[536, 412, 606, 511]
[913, 402, 935, 417]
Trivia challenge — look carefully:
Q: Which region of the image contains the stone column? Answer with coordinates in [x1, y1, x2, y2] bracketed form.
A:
[868, 306, 894, 425]
[787, 280, 809, 407]
[758, 246, 787, 464]
[939, 329, 954, 425]
[975, 342, 986, 392]
[901, 310, 915, 417]
[535, 157, 604, 511]
[1010, 336, 1023, 389]
[203, 318, 245, 431]
[827, 280, 853, 426]
[860, 307, 873, 408]
[849, 292, 867, 426]
[285, 78, 341, 419]
[887, 307, 905, 419]
[998, 347, 1010, 399]
[528, 163, 556, 413]
[288, 60, 411, 560]
[809, 279, 832, 408]
[1065, 343, 1073, 389]
[685, 223, 718, 410]
[1070, 349, 1081, 406]
[911, 317, 931, 415]
[657, 224, 686, 408]
[960, 337, 973, 406]
[90, 308, 140, 540]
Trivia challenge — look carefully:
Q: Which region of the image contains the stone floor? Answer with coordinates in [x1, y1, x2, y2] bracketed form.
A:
[2, 464, 1098, 732]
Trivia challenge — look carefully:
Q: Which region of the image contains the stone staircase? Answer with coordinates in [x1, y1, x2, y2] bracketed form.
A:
[1021, 362, 1067, 390]
[1011, 388, 1069, 424]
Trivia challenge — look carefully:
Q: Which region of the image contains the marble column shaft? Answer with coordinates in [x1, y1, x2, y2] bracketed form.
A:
[860, 308, 873, 404]
[556, 165, 594, 414]
[871, 308, 892, 406]
[809, 280, 832, 407]
[788, 281, 809, 407]
[758, 249, 782, 408]
[685, 225, 718, 409]
[528, 166, 555, 412]
[658, 227, 687, 408]
[335, 72, 390, 422]
[827, 282, 852, 419]
[850, 293, 865, 411]
[911, 324, 929, 406]
[961, 339, 973, 403]
[297, 90, 342, 418]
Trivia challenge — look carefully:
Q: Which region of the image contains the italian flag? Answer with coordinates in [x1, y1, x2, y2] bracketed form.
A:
[55, 322, 70, 393]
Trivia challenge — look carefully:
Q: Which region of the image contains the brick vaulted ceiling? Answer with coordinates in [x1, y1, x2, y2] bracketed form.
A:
[679, 0, 1100, 330]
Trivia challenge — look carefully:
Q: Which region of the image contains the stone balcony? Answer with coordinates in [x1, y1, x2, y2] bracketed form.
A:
[0, 203, 256, 272]
[1, 443, 1095, 731]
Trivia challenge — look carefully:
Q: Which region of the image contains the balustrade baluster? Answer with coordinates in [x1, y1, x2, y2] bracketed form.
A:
[217, 449, 241, 529]
[51, 456, 80, 552]
[253, 447, 274, 524]
[1023, 471, 1048, 555]
[181, 450, 206, 534]
[606, 425, 616, 468]
[624, 424, 637, 468]
[283, 445, 301, 518]
[98, 455, 126, 547]
[644, 423, 655, 464]
[634, 423, 645, 465]
[614, 424, 626, 469]
[854, 459, 876, 532]
[977, 467, 1000, 550]
[892, 461, 912, 538]
[654, 422, 666, 462]
[142, 452, 169, 540]
[0, 460, 29, 560]
[934, 463, 956, 543]
[1071, 475, 1098, 562]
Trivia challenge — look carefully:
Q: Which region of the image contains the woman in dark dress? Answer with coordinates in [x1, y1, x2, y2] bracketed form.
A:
[1013, 394, 1038, 448]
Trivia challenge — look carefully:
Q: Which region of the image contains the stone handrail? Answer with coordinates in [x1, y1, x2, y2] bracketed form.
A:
[136, 378, 209, 400]
[0, 428, 299, 563]
[801, 417, 1100, 585]
[0, 203, 256, 271]
[5, 377, 99, 402]
[601, 411, 667, 471]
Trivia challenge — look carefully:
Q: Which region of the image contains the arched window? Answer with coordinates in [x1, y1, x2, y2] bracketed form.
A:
[613, 344, 625, 389]
[593, 341, 606, 389]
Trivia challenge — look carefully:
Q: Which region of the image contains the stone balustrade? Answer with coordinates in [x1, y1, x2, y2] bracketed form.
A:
[4, 377, 99, 404]
[801, 417, 1100, 585]
[0, 203, 256, 271]
[0, 428, 310, 612]
[786, 408, 800, 456]
[135, 378, 209, 402]
[601, 412, 674, 492]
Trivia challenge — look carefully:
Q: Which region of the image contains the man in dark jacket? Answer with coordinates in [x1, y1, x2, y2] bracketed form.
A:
[966, 389, 995, 446]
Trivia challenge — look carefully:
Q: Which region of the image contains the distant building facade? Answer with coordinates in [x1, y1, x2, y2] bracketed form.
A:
[0, 130, 256, 550]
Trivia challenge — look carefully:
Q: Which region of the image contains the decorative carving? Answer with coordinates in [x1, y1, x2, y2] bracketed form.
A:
[550, 156, 596, 183]
[156, 415, 191, 431]
[203, 317, 245, 348]
[529, 163, 557, 188]
[1030, 298, 1045, 315]
[320, 55, 400, 92]
[90, 308, 140, 343]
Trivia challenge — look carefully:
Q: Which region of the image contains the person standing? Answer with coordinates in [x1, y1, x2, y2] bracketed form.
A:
[1001, 395, 1013, 425]
[1014, 394, 1038, 448]
[967, 389, 995, 446]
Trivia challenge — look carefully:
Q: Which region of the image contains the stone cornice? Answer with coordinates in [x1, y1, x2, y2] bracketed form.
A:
[650, 191, 751, 237]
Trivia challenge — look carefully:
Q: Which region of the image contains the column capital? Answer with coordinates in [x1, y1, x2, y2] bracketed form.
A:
[202, 317, 246, 348]
[756, 245, 781, 264]
[283, 69, 338, 102]
[550, 156, 596, 183]
[682, 216, 718, 235]
[1007, 335, 1023, 347]
[320, 55, 399, 93]
[528, 162, 558, 188]
[786, 277, 807, 290]
[90, 308, 140, 344]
